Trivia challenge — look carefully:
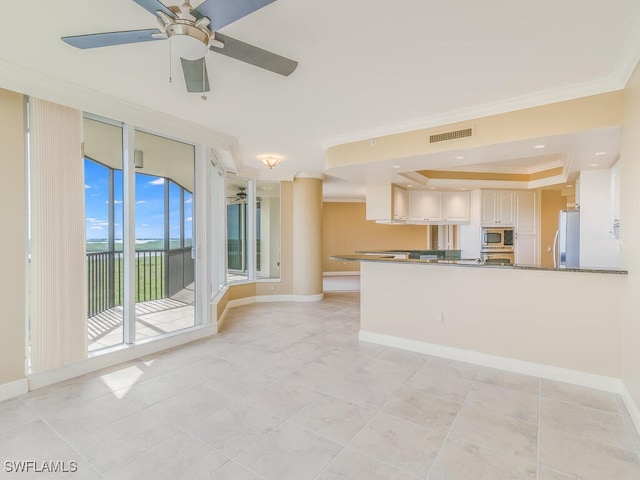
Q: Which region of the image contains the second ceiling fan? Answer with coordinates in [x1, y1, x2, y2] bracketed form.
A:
[62, 0, 298, 95]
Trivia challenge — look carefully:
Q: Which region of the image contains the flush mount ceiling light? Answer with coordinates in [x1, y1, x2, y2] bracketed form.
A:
[455, 155, 465, 160]
[590, 163, 599, 167]
[392, 165, 401, 169]
[534, 144, 546, 149]
[595, 151, 606, 156]
[261, 156, 281, 169]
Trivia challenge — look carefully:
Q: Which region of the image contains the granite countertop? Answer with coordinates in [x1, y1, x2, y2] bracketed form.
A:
[331, 254, 628, 275]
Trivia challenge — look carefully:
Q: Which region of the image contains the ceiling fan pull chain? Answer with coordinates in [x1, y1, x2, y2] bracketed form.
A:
[168, 38, 173, 84]
[201, 58, 207, 100]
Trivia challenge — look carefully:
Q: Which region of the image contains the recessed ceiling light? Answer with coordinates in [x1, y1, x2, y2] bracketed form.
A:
[406, 184, 413, 188]
[567, 185, 573, 188]
[589, 163, 599, 167]
[392, 165, 401, 169]
[534, 144, 546, 149]
[429, 187, 436, 190]
[595, 151, 606, 156]
[455, 155, 465, 160]
[460, 188, 467, 190]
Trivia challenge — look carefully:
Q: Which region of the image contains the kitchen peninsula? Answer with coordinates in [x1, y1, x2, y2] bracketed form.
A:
[332, 253, 628, 388]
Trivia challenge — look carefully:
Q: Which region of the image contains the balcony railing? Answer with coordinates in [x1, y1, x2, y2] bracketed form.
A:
[86, 247, 193, 318]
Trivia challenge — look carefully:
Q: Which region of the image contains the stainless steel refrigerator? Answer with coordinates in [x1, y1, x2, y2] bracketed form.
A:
[553, 210, 580, 268]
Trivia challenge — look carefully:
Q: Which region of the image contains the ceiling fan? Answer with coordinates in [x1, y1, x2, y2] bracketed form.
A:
[61, 0, 298, 96]
[227, 187, 262, 203]
[227, 186, 248, 202]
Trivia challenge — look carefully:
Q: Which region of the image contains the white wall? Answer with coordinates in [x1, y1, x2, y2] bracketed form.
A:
[579, 169, 620, 268]
[361, 261, 624, 378]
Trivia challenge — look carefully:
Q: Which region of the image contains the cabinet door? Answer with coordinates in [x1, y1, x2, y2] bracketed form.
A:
[442, 191, 470, 222]
[425, 191, 442, 221]
[408, 190, 427, 221]
[481, 190, 498, 224]
[515, 236, 537, 265]
[515, 191, 537, 235]
[392, 185, 408, 221]
[497, 191, 515, 225]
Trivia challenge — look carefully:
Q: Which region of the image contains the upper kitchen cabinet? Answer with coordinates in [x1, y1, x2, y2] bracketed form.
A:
[442, 191, 470, 222]
[481, 190, 514, 225]
[515, 190, 537, 236]
[366, 184, 408, 222]
[408, 190, 442, 222]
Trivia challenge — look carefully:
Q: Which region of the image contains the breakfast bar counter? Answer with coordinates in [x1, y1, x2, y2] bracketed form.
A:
[339, 253, 628, 382]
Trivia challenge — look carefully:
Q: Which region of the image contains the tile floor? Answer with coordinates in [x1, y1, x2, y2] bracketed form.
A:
[2, 292, 640, 479]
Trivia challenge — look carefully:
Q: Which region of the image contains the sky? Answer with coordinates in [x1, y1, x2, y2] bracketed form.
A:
[84, 158, 192, 242]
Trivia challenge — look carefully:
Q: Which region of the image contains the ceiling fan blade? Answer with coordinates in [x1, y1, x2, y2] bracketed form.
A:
[130, 0, 175, 18]
[180, 57, 210, 93]
[193, 0, 276, 31]
[62, 29, 164, 49]
[210, 33, 297, 76]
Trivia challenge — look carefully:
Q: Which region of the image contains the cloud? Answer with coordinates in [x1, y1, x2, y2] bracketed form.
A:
[136, 200, 147, 204]
[90, 226, 103, 230]
[186, 217, 192, 222]
[106, 200, 123, 204]
[84, 184, 91, 189]
[141, 224, 150, 227]
[86, 218, 109, 227]
[185, 197, 192, 204]
[149, 178, 165, 186]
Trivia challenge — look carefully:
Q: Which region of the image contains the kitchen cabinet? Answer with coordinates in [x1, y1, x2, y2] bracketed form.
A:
[393, 184, 408, 221]
[407, 190, 469, 223]
[408, 190, 442, 222]
[442, 191, 470, 222]
[481, 190, 514, 225]
[515, 236, 537, 265]
[514, 190, 538, 264]
[515, 190, 537, 236]
[365, 184, 408, 222]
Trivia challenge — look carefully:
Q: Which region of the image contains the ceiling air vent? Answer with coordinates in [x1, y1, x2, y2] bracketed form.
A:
[429, 127, 473, 144]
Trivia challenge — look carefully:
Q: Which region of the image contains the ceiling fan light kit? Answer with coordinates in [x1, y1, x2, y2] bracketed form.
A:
[261, 156, 281, 169]
[61, 0, 298, 95]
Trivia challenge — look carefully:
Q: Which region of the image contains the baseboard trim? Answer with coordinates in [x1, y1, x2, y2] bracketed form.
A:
[359, 330, 622, 393]
[0, 378, 28, 402]
[620, 383, 640, 436]
[28, 324, 217, 391]
[216, 293, 324, 329]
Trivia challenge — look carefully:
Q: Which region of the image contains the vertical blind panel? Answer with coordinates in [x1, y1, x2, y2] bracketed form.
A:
[29, 98, 87, 372]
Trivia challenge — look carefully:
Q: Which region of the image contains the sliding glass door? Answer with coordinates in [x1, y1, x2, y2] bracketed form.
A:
[83, 117, 197, 351]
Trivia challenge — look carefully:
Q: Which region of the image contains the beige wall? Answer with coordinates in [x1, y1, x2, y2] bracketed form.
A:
[361, 261, 624, 377]
[326, 91, 623, 169]
[322, 202, 428, 272]
[621, 62, 640, 416]
[0, 88, 26, 384]
[540, 190, 568, 267]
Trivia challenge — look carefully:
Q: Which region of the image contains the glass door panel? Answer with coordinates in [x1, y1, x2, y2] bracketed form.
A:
[83, 117, 124, 351]
[134, 130, 195, 340]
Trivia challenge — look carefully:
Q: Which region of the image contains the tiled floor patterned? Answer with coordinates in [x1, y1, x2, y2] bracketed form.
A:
[1, 293, 640, 479]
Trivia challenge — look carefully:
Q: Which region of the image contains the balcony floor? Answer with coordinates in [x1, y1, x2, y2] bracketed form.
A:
[88, 284, 194, 351]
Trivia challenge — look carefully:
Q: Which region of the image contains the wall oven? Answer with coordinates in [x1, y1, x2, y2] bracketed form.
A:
[482, 251, 515, 266]
[481, 227, 514, 249]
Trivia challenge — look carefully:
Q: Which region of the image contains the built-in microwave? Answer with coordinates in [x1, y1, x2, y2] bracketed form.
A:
[481, 227, 514, 249]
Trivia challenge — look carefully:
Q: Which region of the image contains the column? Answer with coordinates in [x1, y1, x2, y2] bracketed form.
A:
[292, 172, 324, 298]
